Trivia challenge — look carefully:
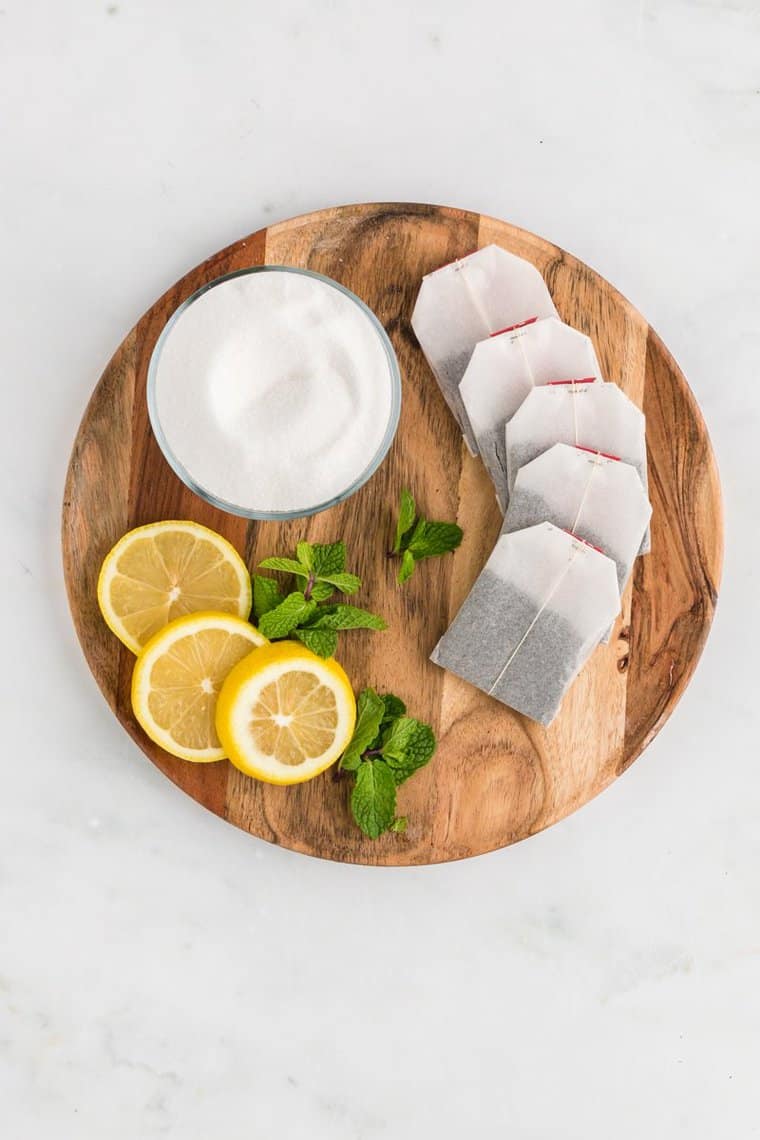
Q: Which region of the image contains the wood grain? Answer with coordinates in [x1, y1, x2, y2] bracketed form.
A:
[61, 203, 723, 865]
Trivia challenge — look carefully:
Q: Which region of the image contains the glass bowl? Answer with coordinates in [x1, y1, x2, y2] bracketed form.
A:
[146, 265, 402, 521]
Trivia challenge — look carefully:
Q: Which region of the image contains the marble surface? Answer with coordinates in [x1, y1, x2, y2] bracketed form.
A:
[1, 1, 758, 1135]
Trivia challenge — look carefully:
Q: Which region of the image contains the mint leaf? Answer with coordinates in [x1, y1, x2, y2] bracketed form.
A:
[406, 517, 427, 549]
[407, 520, 463, 560]
[310, 541, 346, 577]
[390, 816, 408, 833]
[381, 717, 436, 784]
[351, 760, 397, 838]
[293, 626, 338, 658]
[252, 574, 283, 620]
[305, 605, 386, 631]
[314, 571, 361, 595]
[391, 492, 464, 586]
[308, 580, 336, 602]
[296, 541, 313, 571]
[339, 688, 385, 771]
[258, 592, 317, 639]
[398, 548, 416, 584]
[258, 556, 310, 576]
[380, 693, 406, 727]
[394, 488, 417, 553]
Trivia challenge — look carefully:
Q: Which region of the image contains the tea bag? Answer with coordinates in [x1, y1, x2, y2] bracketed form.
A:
[431, 523, 620, 726]
[411, 244, 558, 452]
[503, 443, 652, 593]
[459, 318, 602, 509]
[505, 380, 650, 552]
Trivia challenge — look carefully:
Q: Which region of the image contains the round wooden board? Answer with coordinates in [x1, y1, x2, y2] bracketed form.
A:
[62, 203, 723, 865]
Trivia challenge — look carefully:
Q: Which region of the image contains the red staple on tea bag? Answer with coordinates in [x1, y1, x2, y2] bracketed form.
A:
[546, 377, 596, 385]
[489, 317, 539, 337]
[575, 444, 622, 462]
[562, 529, 605, 555]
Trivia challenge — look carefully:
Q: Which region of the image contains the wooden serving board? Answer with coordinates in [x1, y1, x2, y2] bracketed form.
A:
[62, 203, 723, 865]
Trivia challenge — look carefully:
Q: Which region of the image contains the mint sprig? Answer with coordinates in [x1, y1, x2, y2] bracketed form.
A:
[339, 688, 436, 839]
[390, 488, 463, 584]
[253, 541, 386, 657]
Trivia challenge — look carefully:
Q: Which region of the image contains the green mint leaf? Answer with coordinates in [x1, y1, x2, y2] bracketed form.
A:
[380, 693, 407, 727]
[252, 574, 283, 620]
[390, 816, 408, 833]
[258, 592, 317, 639]
[313, 571, 361, 595]
[407, 520, 463, 560]
[310, 541, 347, 577]
[351, 760, 397, 839]
[397, 548, 416, 584]
[394, 488, 417, 553]
[293, 626, 338, 658]
[339, 688, 385, 771]
[306, 580, 335, 602]
[406, 517, 427, 549]
[305, 604, 386, 632]
[296, 541, 314, 571]
[338, 749, 362, 773]
[381, 716, 437, 784]
[258, 556, 310, 576]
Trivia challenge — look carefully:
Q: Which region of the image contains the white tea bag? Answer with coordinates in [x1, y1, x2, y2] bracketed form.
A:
[431, 523, 620, 726]
[505, 380, 650, 552]
[459, 318, 602, 509]
[503, 443, 652, 593]
[411, 244, 558, 452]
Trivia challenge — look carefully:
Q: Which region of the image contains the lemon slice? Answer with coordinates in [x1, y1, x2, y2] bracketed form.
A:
[98, 520, 252, 654]
[132, 612, 266, 762]
[216, 641, 357, 785]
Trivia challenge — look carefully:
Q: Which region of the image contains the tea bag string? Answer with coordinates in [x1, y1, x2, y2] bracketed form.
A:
[515, 334, 536, 387]
[456, 259, 492, 331]
[487, 549, 578, 695]
[571, 379, 581, 446]
[571, 450, 604, 532]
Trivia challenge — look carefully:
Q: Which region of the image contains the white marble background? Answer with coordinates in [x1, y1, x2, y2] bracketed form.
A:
[2, 1, 758, 1136]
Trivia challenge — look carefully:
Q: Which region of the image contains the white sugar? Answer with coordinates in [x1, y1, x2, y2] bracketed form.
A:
[152, 270, 394, 514]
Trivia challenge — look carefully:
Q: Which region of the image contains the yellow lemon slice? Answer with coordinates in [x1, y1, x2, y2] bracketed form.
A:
[97, 520, 252, 654]
[216, 641, 357, 785]
[132, 612, 266, 762]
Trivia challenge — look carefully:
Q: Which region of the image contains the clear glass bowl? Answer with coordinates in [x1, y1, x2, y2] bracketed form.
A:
[146, 265, 402, 521]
